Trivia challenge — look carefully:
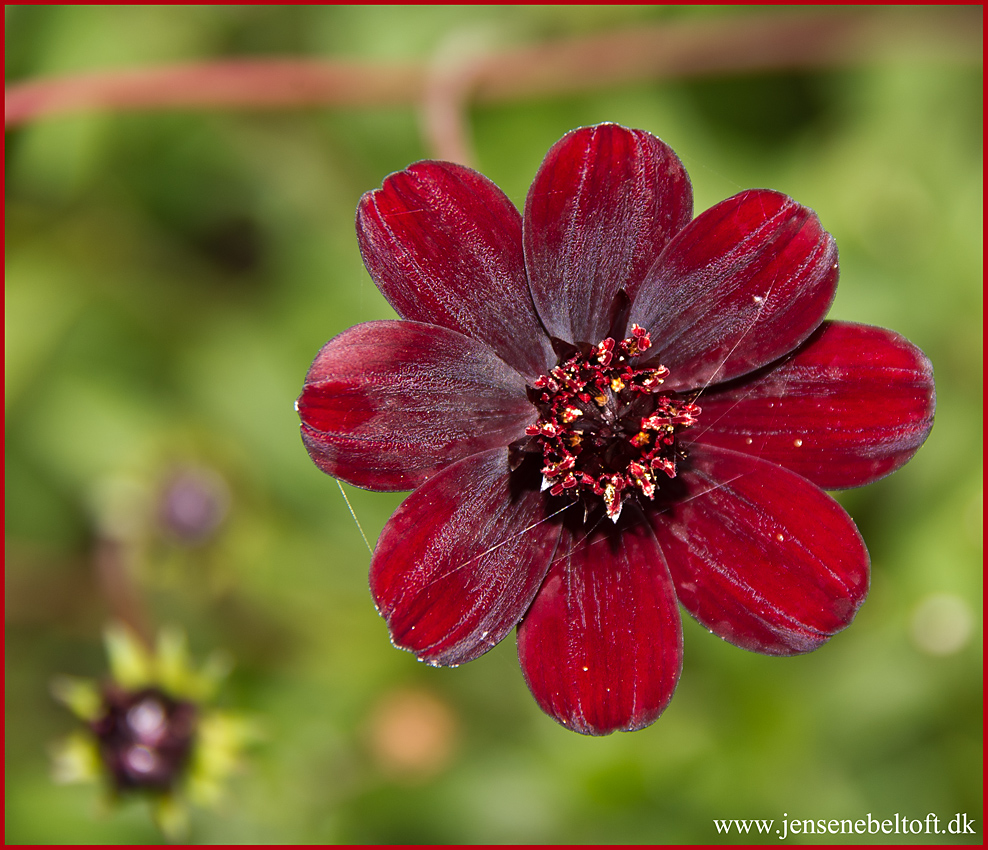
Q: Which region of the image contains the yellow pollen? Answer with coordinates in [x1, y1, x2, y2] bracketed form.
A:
[522, 325, 697, 523]
[561, 406, 582, 423]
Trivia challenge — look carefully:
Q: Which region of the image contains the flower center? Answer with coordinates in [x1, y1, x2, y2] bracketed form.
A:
[92, 686, 197, 792]
[519, 325, 699, 522]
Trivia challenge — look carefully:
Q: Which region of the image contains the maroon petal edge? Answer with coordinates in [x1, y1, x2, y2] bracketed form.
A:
[517, 511, 683, 735]
[688, 321, 936, 489]
[298, 321, 533, 491]
[370, 448, 561, 666]
[630, 189, 838, 391]
[648, 444, 869, 655]
[357, 160, 553, 379]
[524, 123, 693, 346]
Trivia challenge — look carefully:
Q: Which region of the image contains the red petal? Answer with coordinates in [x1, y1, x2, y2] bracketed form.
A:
[524, 123, 693, 345]
[298, 321, 533, 491]
[370, 448, 561, 666]
[647, 445, 869, 655]
[689, 322, 936, 489]
[630, 189, 838, 390]
[357, 161, 553, 380]
[517, 511, 683, 735]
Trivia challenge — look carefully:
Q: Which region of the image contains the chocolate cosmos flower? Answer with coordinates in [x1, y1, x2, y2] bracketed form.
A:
[297, 124, 935, 735]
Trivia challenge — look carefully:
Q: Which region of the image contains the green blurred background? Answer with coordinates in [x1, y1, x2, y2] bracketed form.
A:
[5, 5, 982, 845]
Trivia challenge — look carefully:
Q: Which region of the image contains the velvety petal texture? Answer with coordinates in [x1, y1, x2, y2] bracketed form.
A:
[630, 189, 838, 391]
[517, 512, 682, 735]
[370, 448, 561, 667]
[298, 321, 533, 491]
[690, 321, 936, 489]
[300, 123, 935, 736]
[357, 161, 553, 379]
[524, 123, 693, 345]
[649, 445, 869, 655]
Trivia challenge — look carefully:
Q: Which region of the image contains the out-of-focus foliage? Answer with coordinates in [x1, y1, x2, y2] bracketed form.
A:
[5, 5, 982, 844]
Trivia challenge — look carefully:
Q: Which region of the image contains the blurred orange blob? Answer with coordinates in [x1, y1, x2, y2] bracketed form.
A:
[366, 688, 458, 782]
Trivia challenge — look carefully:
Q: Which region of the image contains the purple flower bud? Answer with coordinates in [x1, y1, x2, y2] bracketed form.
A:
[90, 686, 197, 792]
[158, 467, 229, 544]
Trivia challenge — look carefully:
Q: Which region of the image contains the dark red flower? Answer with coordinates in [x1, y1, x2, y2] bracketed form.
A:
[297, 124, 935, 735]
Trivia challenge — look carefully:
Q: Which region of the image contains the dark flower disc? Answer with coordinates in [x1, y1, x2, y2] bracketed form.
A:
[91, 685, 197, 792]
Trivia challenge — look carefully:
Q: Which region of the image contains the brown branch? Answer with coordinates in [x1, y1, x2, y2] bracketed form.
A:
[5, 58, 424, 126]
[469, 7, 982, 102]
[5, 7, 981, 129]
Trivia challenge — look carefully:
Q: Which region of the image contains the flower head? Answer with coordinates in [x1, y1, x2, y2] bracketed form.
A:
[51, 623, 255, 837]
[297, 123, 935, 735]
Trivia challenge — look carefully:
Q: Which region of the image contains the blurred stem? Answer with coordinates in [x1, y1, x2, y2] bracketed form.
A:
[5, 7, 980, 161]
[422, 33, 487, 166]
[95, 537, 154, 650]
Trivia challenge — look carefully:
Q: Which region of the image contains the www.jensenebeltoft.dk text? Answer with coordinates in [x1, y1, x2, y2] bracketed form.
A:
[714, 812, 977, 840]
